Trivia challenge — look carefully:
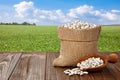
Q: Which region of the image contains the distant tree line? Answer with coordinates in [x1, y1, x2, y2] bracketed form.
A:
[0, 22, 36, 25]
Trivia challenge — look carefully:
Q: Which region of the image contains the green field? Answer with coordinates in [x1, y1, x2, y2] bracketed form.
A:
[0, 25, 120, 52]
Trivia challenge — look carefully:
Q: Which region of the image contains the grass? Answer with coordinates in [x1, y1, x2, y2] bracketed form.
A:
[0, 25, 59, 52]
[0, 25, 120, 52]
[98, 26, 120, 52]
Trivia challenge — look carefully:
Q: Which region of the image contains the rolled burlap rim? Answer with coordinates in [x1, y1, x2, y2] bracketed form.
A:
[58, 26, 101, 42]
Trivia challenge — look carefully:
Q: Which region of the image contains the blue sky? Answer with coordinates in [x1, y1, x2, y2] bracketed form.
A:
[0, 0, 120, 25]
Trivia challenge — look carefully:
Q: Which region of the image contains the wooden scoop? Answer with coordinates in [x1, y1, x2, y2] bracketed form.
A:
[77, 53, 118, 71]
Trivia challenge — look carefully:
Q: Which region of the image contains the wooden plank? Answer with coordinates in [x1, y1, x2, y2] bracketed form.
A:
[45, 53, 57, 80]
[9, 53, 46, 80]
[0, 53, 22, 80]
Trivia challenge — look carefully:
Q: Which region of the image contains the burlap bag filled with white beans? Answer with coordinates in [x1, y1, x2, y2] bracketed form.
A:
[53, 21, 101, 67]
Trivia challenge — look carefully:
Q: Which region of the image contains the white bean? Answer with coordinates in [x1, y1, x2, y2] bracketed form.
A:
[61, 20, 98, 29]
[64, 57, 103, 76]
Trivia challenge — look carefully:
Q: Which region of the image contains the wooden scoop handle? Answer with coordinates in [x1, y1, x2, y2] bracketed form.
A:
[107, 53, 118, 63]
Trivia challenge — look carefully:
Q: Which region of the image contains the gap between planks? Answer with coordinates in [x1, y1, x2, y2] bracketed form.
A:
[0, 52, 22, 80]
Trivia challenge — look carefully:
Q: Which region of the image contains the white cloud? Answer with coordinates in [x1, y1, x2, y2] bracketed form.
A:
[67, 5, 93, 18]
[55, 9, 71, 23]
[111, 10, 120, 13]
[34, 9, 58, 20]
[33, 8, 70, 23]
[102, 12, 118, 20]
[94, 10, 101, 16]
[0, 1, 120, 25]
[14, 1, 34, 18]
[67, 5, 120, 24]
[39, 15, 46, 19]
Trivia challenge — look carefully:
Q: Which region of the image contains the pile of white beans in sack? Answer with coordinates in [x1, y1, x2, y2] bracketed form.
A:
[64, 57, 104, 76]
[59, 20, 98, 29]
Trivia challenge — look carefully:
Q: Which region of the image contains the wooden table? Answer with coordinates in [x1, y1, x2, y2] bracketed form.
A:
[0, 52, 120, 80]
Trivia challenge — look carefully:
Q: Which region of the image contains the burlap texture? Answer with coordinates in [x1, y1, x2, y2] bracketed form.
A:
[53, 26, 101, 67]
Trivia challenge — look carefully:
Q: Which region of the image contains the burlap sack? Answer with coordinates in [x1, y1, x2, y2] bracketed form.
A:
[53, 26, 101, 67]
